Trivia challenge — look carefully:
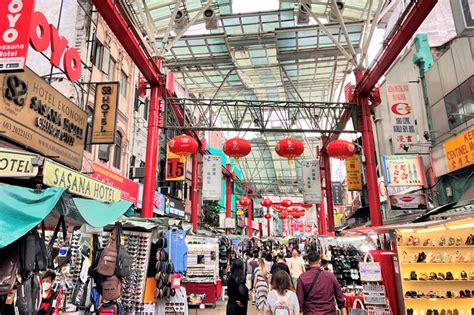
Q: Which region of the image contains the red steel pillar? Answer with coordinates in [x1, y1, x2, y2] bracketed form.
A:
[258, 222, 263, 239]
[266, 208, 271, 237]
[191, 153, 200, 232]
[356, 70, 383, 226]
[142, 85, 160, 218]
[319, 190, 328, 235]
[322, 152, 335, 232]
[247, 199, 253, 237]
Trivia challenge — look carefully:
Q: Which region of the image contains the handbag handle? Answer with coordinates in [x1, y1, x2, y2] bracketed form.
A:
[363, 252, 374, 263]
[47, 215, 67, 251]
[352, 298, 365, 309]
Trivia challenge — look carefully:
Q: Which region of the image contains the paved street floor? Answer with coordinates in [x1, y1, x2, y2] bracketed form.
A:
[190, 299, 261, 315]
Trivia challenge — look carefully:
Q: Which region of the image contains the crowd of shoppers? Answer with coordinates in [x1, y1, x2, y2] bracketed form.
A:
[226, 245, 346, 315]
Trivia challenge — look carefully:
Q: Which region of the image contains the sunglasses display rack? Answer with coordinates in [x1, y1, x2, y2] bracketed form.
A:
[396, 218, 474, 315]
[185, 236, 219, 282]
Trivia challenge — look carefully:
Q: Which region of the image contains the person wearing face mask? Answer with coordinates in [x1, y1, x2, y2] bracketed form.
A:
[38, 270, 57, 315]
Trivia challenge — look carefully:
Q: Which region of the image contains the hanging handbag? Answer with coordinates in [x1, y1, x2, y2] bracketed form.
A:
[0, 242, 19, 295]
[102, 275, 122, 301]
[97, 223, 121, 277]
[350, 298, 367, 315]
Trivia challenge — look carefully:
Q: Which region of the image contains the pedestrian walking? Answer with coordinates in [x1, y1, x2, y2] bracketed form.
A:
[227, 259, 249, 315]
[253, 258, 271, 314]
[264, 270, 300, 315]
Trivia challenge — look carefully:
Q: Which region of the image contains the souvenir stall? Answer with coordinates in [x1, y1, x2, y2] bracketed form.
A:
[182, 235, 220, 307]
[318, 230, 400, 315]
[395, 217, 474, 315]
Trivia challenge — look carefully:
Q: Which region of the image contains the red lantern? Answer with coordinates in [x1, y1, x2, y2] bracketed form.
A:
[239, 196, 251, 206]
[264, 213, 272, 220]
[275, 137, 304, 162]
[281, 199, 292, 208]
[279, 212, 288, 220]
[223, 138, 251, 161]
[168, 135, 199, 157]
[302, 203, 312, 209]
[326, 139, 357, 159]
[272, 205, 284, 212]
[260, 199, 272, 208]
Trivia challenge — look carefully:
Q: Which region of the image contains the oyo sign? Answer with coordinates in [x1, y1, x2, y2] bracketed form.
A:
[0, 0, 36, 71]
[29, 11, 82, 81]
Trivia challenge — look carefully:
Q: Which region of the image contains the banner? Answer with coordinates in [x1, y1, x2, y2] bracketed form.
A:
[0, 150, 38, 177]
[346, 155, 363, 191]
[166, 144, 185, 181]
[91, 82, 119, 144]
[382, 155, 425, 186]
[386, 83, 418, 153]
[253, 198, 264, 218]
[389, 194, 427, 210]
[0, 0, 35, 71]
[43, 160, 121, 203]
[91, 163, 139, 206]
[0, 68, 87, 169]
[443, 127, 473, 172]
[302, 160, 322, 203]
[202, 154, 222, 200]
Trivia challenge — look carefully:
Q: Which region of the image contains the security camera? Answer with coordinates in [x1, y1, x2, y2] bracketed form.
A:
[203, 8, 218, 30]
[297, 1, 311, 24]
[174, 10, 187, 31]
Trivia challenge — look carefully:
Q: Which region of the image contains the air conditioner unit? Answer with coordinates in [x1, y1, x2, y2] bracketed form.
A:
[130, 167, 145, 179]
[203, 8, 218, 30]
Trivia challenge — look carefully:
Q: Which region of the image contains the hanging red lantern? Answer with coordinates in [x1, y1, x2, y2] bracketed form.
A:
[281, 199, 292, 208]
[239, 196, 251, 206]
[326, 139, 357, 159]
[223, 138, 251, 161]
[168, 134, 199, 157]
[279, 212, 288, 220]
[264, 213, 272, 220]
[260, 199, 273, 208]
[275, 137, 304, 162]
[302, 203, 312, 209]
[272, 205, 284, 212]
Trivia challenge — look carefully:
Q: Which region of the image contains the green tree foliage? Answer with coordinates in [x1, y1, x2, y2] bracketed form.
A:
[202, 200, 220, 227]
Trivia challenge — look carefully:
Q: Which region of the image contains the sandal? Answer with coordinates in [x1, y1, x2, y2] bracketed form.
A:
[461, 270, 468, 280]
[419, 272, 428, 280]
[437, 272, 445, 280]
[439, 237, 446, 246]
[429, 272, 437, 280]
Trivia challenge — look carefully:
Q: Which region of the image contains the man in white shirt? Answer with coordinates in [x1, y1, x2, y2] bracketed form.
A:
[287, 248, 306, 287]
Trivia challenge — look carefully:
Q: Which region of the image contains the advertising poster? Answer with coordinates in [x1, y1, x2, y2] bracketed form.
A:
[345, 155, 363, 191]
[302, 160, 322, 203]
[166, 144, 185, 181]
[389, 194, 428, 210]
[202, 154, 222, 200]
[382, 155, 426, 186]
[386, 83, 418, 153]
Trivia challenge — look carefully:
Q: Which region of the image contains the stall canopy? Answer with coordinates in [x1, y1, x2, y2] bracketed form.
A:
[0, 185, 133, 248]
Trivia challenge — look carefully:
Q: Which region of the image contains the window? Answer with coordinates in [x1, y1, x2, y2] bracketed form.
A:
[445, 75, 474, 129]
[91, 38, 104, 68]
[102, 48, 111, 74]
[129, 155, 136, 179]
[120, 70, 128, 97]
[143, 97, 149, 120]
[109, 58, 116, 80]
[113, 131, 123, 169]
[98, 144, 110, 162]
[84, 107, 93, 152]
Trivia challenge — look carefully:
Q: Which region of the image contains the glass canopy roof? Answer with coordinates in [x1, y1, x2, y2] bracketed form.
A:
[123, 0, 388, 196]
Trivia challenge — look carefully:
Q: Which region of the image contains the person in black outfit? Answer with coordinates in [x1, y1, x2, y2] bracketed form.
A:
[38, 270, 57, 315]
[270, 252, 290, 286]
[226, 259, 249, 315]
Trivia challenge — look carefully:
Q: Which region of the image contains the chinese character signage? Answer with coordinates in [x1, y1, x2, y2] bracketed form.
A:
[345, 155, 363, 191]
[166, 144, 185, 181]
[302, 160, 322, 204]
[91, 163, 139, 206]
[91, 82, 119, 144]
[202, 154, 222, 200]
[0, 68, 87, 169]
[382, 155, 426, 186]
[386, 83, 418, 153]
[0, 0, 35, 71]
[443, 127, 473, 172]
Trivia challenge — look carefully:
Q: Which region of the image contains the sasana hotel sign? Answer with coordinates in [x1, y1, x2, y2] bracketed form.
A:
[0, 67, 87, 169]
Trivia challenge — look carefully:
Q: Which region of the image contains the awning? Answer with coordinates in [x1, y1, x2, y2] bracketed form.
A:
[72, 198, 133, 228]
[0, 185, 65, 248]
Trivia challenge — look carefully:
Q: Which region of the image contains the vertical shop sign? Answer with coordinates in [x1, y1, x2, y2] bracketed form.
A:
[91, 82, 119, 144]
[302, 160, 322, 203]
[202, 154, 222, 200]
[0, 0, 35, 71]
[332, 182, 343, 204]
[443, 127, 474, 172]
[345, 155, 363, 191]
[386, 83, 418, 153]
[166, 144, 185, 181]
[382, 155, 426, 186]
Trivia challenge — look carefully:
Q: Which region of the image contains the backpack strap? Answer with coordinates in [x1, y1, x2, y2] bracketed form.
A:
[48, 215, 67, 252]
[303, 268, 322, 300]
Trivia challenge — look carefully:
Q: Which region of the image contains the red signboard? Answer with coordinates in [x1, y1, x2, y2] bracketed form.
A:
[0, 0, 36, 71]
[91, 163, 139, 206]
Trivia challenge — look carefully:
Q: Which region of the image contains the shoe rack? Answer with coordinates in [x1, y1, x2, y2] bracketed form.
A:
[396, 218, 474, 314]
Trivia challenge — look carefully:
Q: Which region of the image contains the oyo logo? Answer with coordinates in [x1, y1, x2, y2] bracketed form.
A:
[2, 0, 23, 43]
[29, 11, 82, 81]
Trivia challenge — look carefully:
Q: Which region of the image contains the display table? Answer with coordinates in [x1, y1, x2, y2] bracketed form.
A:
[182, 281, 218, 306]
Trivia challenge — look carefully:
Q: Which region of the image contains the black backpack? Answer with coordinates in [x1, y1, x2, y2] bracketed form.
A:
[0, 242, 19, 296]
[19, 227, 49, 276]
[16, 275, 41, 315]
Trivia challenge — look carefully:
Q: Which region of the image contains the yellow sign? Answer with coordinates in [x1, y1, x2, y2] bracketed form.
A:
[444, 127, 474, 172]
[346, 155, 362, 191]
[43, 160, 121, 202]
[0, 68, 87, 169]
[91, 82, 119, 144]
[236, 210, 244, 216]
[166, 145, 185, 181]
[0, 150, 38, 177]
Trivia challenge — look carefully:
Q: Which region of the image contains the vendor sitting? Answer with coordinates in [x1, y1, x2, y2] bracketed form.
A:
[38, 270, 57, 315]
